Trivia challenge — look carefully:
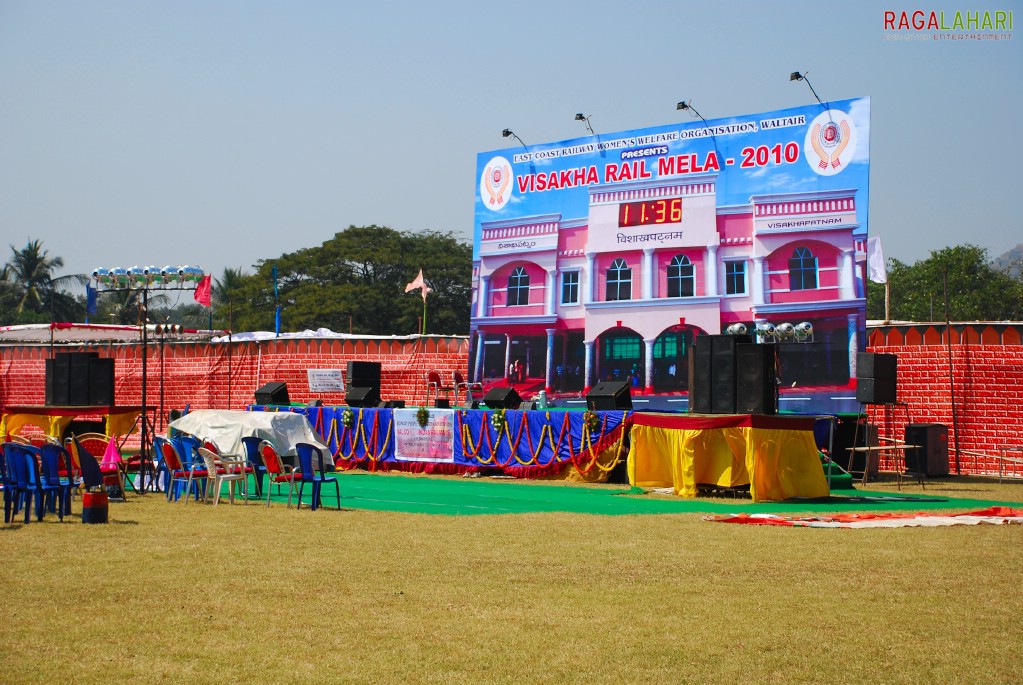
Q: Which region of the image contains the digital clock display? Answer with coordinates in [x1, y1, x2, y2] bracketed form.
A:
[618, 198, 682, 227]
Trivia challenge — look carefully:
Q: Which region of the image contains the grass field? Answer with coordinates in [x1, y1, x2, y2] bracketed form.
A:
[2, 474, 1021, 684]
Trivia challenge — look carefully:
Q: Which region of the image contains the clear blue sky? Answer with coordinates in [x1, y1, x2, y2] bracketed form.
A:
[1, 0, 1020, 285]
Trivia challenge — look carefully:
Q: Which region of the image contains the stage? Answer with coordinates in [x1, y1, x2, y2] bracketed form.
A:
[251, 405, 830, 501]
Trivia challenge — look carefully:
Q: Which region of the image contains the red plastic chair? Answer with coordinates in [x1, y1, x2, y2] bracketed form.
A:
[260, 440, 299, 508]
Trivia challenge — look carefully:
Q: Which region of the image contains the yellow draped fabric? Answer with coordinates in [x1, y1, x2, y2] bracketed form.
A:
[628, 415, 829, 502]
[1, 406, 141, 440]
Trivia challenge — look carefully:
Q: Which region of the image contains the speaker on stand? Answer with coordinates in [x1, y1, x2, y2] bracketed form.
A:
[585, 380, 633, 410]
[483, 387, 522, 410]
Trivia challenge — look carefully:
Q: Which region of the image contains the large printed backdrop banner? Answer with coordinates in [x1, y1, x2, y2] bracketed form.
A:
[471, 98, 870, 416]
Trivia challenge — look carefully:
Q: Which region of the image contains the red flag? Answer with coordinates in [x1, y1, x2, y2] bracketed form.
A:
[194, 274, 212, 307]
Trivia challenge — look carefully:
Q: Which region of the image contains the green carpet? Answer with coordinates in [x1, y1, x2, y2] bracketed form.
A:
[273, 471, 1019, 516]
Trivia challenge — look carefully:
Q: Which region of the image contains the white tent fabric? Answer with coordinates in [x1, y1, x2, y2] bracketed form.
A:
[168, 409, 327, 459]
[0, 323, 225, 344]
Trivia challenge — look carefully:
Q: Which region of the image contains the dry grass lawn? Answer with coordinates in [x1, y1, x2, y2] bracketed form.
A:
[2, 475, 1022, 684]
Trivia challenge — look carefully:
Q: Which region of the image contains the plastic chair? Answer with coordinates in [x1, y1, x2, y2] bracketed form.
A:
[295, 442, 340, 511]
[67, 436, 124, 500]
[427, 370, 454, 406]
[157, 438, 208, 504]
[240, 436, 267, 498]
[453, 370, 483, 406]
[198, 446, 248, 505]
[1, 444, 23, 524]
[39, 443, 75, 518]
[259, 440, 299, 508]
[8, 443, 52, 523]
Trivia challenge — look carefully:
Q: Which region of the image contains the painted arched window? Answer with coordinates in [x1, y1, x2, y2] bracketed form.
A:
[667, 255, 695, 298]
[788, 247, 818, 290]
[606, 258, 632, 301]
[508, 266, 529, 306]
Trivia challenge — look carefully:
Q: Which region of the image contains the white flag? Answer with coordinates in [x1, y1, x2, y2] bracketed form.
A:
[404, 269, 431, 302]
[867, 236, 887, 284]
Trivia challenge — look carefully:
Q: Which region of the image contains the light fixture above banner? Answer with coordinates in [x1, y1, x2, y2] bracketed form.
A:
[501, 128, 528, 149]
[790, 71, 825, 108]
[676, 99, 708, 124]
[91, 265, 205, 291]
[574, 112, 596, 136]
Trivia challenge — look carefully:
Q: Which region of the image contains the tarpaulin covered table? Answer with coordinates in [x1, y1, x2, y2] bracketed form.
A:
[628, 413, 829, 502]
[168, 409, 327, 457]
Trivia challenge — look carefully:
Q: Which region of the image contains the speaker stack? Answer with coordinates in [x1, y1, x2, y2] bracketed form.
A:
[346, 361, 382, 408]
[856, 353, 897, 404]
[482, 387, 521, 410]
[689, 335, 775, 415]
[903, 423, 949, 476]
[45, 352, 116, 406]
[254, 381, 290, 406]
[585, 380, 633, 410]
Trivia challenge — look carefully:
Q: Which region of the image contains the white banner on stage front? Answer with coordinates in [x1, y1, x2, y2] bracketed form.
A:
[394, 409, 455, 462]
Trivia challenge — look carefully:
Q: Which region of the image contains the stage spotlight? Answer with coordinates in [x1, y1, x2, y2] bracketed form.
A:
[574, 113, 595, 135]
[502, 128, 527, 148]
[776, 322, 795, 341]
[726, 323, 748, 336]
[790, 70, 825, 107]
[676, 100, 708, 123]
[795, 322, 814, 342]
[756, 323, 776, 343]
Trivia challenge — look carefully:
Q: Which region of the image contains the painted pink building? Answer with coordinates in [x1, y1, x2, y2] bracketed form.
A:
[470, 173, 866, 399]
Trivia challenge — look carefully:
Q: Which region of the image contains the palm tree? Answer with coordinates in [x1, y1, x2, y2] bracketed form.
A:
[5, 240, 87, 317]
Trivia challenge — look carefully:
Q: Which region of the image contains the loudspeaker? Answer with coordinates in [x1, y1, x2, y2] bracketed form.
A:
[857, 352, 897, 380]
[904, 423, 949, 476]
[255, 381, 290, 406]
[68, 352, 97, 405]
[46, 357, 70, 406]
[434, 398, 451, 409]
[483, 387, 521, 410]
[855, 377, 896, 404]
[735, 344, 776, 415]
[345, 386, 380, 408]
[711, 336, 744, 414]
[89, 358, 116, 406]
[346, 361, 381, 388]
[379, 400, 406, 409]
[586, 380, 632, 410]
[308, 399, 323, 407]
[689, 336, 713, 413]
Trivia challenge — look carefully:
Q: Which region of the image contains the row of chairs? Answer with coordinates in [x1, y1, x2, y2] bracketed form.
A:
[427, 370, 482, 406]
[1, 437, 118, 524]
[152, 435, 340, 510]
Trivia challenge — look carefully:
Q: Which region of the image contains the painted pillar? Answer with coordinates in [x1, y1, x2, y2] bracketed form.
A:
[545, 328, 556, 392]
[642, 248, 654, 300]
[545, 268, 557, 316]
[752, 256, 765, 306]
[840, 248, 855, 300]
[847, 312, 859, 379]
[584, 339, 595, 389]
[644, 337, 655, 390]
[473, 330, 486, 382]
[504, 333, 512, 381]
[706, 244, 719, 297]
[585, 252, 596, 304]
[478, 274, 490, 318]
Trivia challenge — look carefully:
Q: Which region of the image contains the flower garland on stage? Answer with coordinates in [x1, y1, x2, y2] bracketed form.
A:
[457, 409, 631, 475]
[323, 407, 394, 471]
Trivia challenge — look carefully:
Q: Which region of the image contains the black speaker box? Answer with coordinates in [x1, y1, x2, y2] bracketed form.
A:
[345, 386, 380, 407]
[904, 423, 949, 476]
[710, 336, 744, 414]
[346, 361, 382, 387]
[255, 381, 290, 406]
[68, 352, 97, 406]
[586, 380, 632, 410]
[89, 357, 116, 406]
[855, 377, 896, 404]
[857, 352, 897, 380]
[45, 357, 71, 406]
[689, 336, 713, 413]
[735, 344, 776, 415]
[379, 400, 406, 409]
[483, 387, 521, 410]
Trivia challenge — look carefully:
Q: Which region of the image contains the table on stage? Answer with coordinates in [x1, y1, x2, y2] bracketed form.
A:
[1, 404, 143, 440]
[628, 413, 830, 502]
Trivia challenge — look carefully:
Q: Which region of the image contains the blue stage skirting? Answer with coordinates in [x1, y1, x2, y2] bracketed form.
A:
[285, 407, 631, 478]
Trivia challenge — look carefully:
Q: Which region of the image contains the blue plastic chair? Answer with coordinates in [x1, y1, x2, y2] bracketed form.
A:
[9, 444, 52, 523]
[171, 435, 206, 501]
[1, 444, 20, 524]
[295, 443, 340, 511]
[38, 444, 73, 522]
[240, 436, 267, 498]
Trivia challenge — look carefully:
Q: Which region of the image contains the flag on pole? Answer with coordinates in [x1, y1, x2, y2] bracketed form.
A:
[193, 274, 212, 307]
[404, 269, 431, 302]
[867, 236, 887, 284]
[86, 283, 97, 317]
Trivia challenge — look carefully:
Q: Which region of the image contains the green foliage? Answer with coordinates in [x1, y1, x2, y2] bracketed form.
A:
[0, 240, 87, 325]
[227, 226, 472, 335]
[867, 244, 1023, 322]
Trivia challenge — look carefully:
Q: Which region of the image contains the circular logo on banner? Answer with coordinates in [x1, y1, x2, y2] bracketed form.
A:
[804, 110, 857, 176]
[480, 156, 513, 210]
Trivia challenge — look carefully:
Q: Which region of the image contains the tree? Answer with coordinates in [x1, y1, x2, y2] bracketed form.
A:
[228, 226, 473, 335]
[1, 240, 87, 324]
[867, 244, 1023, 322]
